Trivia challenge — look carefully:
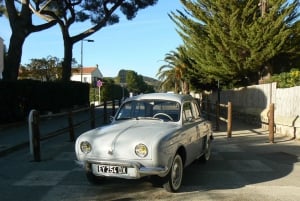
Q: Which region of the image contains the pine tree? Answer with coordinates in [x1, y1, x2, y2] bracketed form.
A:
[171, 0, 300, 87]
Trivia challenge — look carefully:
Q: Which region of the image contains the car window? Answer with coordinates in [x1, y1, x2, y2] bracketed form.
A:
[153, 101, 180, 121]
[191, 101, 200, 119]
[183, 102, 193, 122]
[116, 100, 181, 121]
[116, 102, 133, 119]
[133, 102, 146, 117]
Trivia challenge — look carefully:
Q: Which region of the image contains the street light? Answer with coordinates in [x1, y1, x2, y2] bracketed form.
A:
[80, 39, 94, 82]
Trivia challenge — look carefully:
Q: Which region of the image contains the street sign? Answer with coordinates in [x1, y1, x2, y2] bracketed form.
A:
[97, 80, 103, 87]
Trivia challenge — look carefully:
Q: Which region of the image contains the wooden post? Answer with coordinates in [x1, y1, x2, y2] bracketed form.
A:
[103, 100, 107, 124]
[268, 103, 275, 143]
[31, 110, 41, 162]
[227, 102, 232, 138]
[215, 101, 219, 131]
[68, 110, 75, 142]
[207, 100, 210, 120]
[112, 100, 116, 116]
[90, 104, 95, 129]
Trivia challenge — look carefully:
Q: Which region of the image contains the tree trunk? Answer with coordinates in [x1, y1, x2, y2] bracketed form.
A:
[3, 0, 56, 81]
[174, 82, 178, 93]
[3, 30, 27, 81]
[182, 80, 190, 95]
[61, 38, 73, 82]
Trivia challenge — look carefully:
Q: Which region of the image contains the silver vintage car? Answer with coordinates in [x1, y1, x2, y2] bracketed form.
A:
[75, 93, 213, 192]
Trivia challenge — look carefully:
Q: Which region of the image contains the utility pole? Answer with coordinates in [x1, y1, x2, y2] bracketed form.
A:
[80, 39, 94, 82]
[0, 37, 3, 80]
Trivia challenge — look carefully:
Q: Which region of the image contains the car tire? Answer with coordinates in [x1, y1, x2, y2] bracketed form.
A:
[200, 136, 212, 163]
[163, 154, 183, 192]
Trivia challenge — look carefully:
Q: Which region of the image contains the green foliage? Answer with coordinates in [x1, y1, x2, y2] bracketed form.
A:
[99, 78, 129, 101]
[21, 56, 63, 81]
[0, 1, 5, 17]
[116, 70, 155, 95]
[269, 68, 300, 88]
[90, 72, 156, 103]
[170, 0, 300, 89]
[157, 46, 192, 93]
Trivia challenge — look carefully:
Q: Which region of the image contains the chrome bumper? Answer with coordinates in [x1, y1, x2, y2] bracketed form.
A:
[75, 159, 169, 178]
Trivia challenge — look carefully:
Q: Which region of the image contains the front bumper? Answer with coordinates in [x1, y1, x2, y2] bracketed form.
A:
[75, 159, 169, 179]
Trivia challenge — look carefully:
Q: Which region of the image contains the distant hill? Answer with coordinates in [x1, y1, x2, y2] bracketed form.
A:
[104, 70, 161, 92]
[143, 76, 161, 88]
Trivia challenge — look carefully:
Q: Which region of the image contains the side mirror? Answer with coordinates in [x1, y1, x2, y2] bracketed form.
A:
[187, 117, 193, 122]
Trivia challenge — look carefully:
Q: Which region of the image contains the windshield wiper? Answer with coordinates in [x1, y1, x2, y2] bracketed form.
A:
[116, 117, 135, 120]
[136, 116, 161, 120]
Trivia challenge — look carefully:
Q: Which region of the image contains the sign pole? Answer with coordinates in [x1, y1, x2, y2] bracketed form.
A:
[96, 79, 103, 105]
[99, 85, 101, 104]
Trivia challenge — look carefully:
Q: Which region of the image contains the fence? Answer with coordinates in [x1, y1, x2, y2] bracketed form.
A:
[204, 83, 299, 139]
[28, 100, 121, 162]
[200, 100, 232, 138]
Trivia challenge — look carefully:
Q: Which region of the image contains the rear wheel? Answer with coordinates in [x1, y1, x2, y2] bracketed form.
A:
[163, 154, 183, 192]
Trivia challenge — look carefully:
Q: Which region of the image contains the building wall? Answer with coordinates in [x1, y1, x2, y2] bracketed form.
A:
[70, 74, 81, 82]
[70, 68, 103, 84]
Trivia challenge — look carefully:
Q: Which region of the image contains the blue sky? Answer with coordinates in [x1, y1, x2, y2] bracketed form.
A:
[0, 0, 184, 79]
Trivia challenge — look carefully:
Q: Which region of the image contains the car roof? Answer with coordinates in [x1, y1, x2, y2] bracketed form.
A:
[125, 93, 194, 103]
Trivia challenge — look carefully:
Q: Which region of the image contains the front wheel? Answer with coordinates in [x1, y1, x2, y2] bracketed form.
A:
[200, 136, 212, 163]
[163, 154, 183, 192]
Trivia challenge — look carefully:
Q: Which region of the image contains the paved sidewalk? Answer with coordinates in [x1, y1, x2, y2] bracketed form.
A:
[216, 120, 300, 158]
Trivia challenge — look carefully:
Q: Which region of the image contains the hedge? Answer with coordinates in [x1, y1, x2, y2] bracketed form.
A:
[0, 80, 89, 124]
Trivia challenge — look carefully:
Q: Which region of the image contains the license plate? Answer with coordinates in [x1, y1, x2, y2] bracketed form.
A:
[97, 165, 127, 174]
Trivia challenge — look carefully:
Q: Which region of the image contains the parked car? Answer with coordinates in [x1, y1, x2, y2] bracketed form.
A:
[75, 93, 213, 192]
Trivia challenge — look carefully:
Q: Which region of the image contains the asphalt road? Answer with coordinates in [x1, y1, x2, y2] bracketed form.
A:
[1, 120, 300, 201]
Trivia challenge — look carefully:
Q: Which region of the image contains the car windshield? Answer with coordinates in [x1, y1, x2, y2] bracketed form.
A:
[115, 99, 181, 122]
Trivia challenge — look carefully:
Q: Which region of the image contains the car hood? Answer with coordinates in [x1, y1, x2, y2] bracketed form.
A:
[77, 120, 180, 159]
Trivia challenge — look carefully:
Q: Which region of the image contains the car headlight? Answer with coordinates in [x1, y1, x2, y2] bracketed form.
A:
[135, 143, 148, 158]
[80, 141, 92, 154]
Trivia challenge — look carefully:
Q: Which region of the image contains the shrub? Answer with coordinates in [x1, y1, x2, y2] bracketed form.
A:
[270, 68, 300, 88]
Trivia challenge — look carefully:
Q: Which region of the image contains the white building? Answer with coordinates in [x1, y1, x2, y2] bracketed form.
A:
[0, 37, 4, 80]
[70, 66, 103, 85]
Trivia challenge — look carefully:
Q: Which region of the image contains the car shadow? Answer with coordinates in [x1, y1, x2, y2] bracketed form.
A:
[179, 120, 300, 193]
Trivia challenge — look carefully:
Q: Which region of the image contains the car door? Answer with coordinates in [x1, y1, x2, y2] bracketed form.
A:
[181, 101, 204, 165]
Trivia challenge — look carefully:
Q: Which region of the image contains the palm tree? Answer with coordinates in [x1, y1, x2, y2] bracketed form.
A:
[157, 46, 190, 94]
[156, 64, 180, 93]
